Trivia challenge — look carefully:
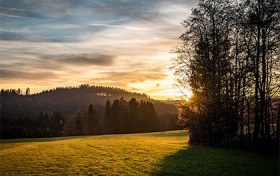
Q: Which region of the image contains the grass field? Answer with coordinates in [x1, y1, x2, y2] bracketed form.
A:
[0, 130, 278, 176]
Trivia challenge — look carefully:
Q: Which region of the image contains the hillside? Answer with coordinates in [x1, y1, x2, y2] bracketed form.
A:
[1, 85, 179, 138]
[1, 85, 178, 115]
[0, 130, 278, 176]
[1, 84, 177, 115]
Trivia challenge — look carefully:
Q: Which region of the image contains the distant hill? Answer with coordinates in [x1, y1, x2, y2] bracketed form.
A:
[1, 84, 177, 115]
[1, 84, 179, 138]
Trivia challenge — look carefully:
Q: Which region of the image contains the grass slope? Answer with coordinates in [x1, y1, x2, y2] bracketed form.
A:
[0, 131, 278, 176]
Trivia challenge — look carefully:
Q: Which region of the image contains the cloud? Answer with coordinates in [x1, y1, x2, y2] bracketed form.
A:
[94, 65, 167, 83]
[0, 31, 80, 43]
[0, 69, 59, 80]
[0, 0, 198, 99]
[44, 53, 116, 66]
[0, 12, 27, 18]
[0, 52, 116, 72]
[0, 0, 196, 44]
[0, 3, 46, 19]
[0, 31, 25, 40]
[88, 23, 147, 30]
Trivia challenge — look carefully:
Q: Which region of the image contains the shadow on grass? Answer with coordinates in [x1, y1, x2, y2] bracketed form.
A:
[154, 145, 279, 176]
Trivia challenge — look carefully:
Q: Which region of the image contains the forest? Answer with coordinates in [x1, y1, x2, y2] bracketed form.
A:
[174, 0, 279, 151]
[0, 85, 178, 138]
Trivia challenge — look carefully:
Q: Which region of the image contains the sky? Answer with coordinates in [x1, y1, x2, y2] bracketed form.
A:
[0, 0, 197, 100]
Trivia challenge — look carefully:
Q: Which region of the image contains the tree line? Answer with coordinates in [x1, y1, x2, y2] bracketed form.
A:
[66, 98, 159, 136]
[0, 84, 177, 120]
[1, 110, 65, 138]
[1, 88, 177, 138]
[174, 0, 279, 150]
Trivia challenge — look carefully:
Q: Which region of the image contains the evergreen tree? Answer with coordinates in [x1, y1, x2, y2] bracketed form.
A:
[25, 87, 30, 95]
[105, 100, 112, 133]
[128, 98, 139, 132]
[75, 112, 83, 135]
[88, 104, 96, 134]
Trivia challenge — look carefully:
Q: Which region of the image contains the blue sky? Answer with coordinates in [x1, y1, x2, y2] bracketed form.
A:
[0, 0, 196, 99]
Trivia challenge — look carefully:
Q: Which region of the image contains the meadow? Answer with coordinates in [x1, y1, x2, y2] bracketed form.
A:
[0, 130, 278, 176]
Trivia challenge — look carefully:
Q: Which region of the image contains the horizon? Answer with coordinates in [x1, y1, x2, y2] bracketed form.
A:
[2, 84, 189, 101]
[0, 0, 196, 100]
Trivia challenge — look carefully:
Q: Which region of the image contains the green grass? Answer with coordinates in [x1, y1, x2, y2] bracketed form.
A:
[0, 130, 278, 176]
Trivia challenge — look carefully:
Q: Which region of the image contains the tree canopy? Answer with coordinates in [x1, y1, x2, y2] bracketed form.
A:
[174, 0, 279, 150]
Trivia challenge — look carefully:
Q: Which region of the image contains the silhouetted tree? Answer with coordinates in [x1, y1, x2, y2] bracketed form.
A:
[174, 0, 279, 149]
[88, 104, 97, 134]
[105, 100, 112, 133]
[75, 112, 83, 135]
[128, 98, 139, 132]
[25, 87, 30, 95]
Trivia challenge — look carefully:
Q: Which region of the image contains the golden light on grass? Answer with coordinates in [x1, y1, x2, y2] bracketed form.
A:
[0, 131, 188, 175]
[1, 131, 276, 175]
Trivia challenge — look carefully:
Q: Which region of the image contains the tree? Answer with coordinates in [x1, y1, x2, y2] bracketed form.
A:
[244, 0, 280, 141]
[174, 0, 235, 144]
[128, 98, 139, 132]
[17, 88, 21, 95]
[173, 0, 279, 148]
[145, 102, 159, 131]
[52, 111, 64, 135]
[111, 99, 121, 133]
[88, 104, 97, 134]
[75, 112, 83, 135]
[105, 100, 113, 133]
[25, 87, 30, 95]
